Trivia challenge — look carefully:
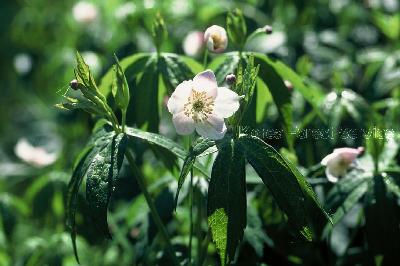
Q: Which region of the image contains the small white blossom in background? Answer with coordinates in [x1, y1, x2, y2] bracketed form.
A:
[115, 2, 136, 20]
[167, 70, 240, 140]
[81, 51, 101, 76]
[183, 31, 204, 57]
[13, 53, 32, 75]
[321, 147, 364, 183]
[14, 138, 58, 168]
[72, 1, 98, 24]
[204, 25, 228, 53]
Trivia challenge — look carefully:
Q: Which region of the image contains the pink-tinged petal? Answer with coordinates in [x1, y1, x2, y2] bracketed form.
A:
[214, 87, 240, 118]
[172, 112, 195, 135]
[325, 168, 339, 183]
[321, 153, 336, 166]
[195, 114, 226, 140]
[332, 147, 362, 164]
[167, 80, 193, 115]
[192, 70, 217, 98]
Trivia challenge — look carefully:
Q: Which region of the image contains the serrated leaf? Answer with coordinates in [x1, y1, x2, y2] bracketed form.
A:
[212, 53, 241, 84]
[207, 139, 246, 265]
[75, 51, 92, 87]
[174, 138, 215, 209]
[86, 133, 128, 237]
[238, 135, 330, 240]
[125, 126, 209, 177]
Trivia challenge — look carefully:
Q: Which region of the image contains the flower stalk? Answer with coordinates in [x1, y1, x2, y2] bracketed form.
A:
[125, 149, 179, 265]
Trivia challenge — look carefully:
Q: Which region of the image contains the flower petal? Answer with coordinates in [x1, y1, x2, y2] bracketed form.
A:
[167, 80, 193, 115]
[172, 112, 195, 135]
[214, 87, 240, 118]
[325, 168, 339, 183]
[195, 114, 226, 140]
[192, 70, 217, 98]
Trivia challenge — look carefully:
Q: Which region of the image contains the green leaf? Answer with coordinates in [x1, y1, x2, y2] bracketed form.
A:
[174, 138, 215, 209]
[66, 125, 117, 262]
[86, 132, 128, 237]
[179, 55, 204, 74]
[226, 8, 247, 47]
[211, 53, 241, 84]
[207, 139, 246, 265]
[75, 51, 92, 87]
[130, 55, 159, 132]
[159, 53, 195, 94]
[55, 96, 104, 116]
[125, 126, 209, 177]
[252, 52, 324, 119]
[326, 176, 369, 226]
[112, 55, 130, 111]
[238, 135, 330, 240]
[372, 12, 400, 40]
[66, 147, 94, 263]
[99, 53, 150, 97]
[253, 54, 293, 148]
[255, 78, 273, 124]
[365, 175, 400, 262]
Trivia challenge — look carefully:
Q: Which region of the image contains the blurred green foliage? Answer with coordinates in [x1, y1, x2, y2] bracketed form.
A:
[1, 0, 400, 265]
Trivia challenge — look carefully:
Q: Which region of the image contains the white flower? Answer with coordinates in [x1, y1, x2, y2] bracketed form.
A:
[167, 70, 240, 140]
[321, 147, 364, 182]
[14, 138, 58, 168]
[204, 25, 228, 53]
[183, 31, 204, 57]
[72, 1, 98, 24]
[13, 53, 32, 75]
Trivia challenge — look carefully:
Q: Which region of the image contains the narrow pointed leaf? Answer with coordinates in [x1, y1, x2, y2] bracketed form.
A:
[125, 126, 209, 177]
[86, 133, 128, 237]
[238, 135, 330, 240]
[207, 139, 246, 265]
[174, 138, 215, 209]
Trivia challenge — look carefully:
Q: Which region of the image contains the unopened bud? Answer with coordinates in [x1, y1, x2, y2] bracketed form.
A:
[226, 74, 236, 85]
[284, 80, 293, 91]
[263, 25, 273, 34]
[204, 25, 228, 53]
[70, 79, 79, 90]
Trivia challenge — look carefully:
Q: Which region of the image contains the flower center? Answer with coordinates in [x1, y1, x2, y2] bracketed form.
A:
[210, 33, 222, 49]
[183, 90, 214, 123]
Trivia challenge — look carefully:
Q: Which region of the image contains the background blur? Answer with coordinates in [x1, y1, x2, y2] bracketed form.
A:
[0, 0, 399, 265]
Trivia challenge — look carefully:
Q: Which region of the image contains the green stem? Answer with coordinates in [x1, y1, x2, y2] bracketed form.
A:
[202, 49, 209, 68]
[121, 109, 127, 132]
[189, 167, 194, 265]
[125, 149, 179, 265]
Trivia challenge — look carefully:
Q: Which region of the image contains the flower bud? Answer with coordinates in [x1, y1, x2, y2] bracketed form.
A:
[226, 74, 236, 85]
[263, 25, 273, 34]
[284, 80, 293, 91]
[70, 79, 79, 90]
[226, 8, 247, 47]
[204, 25, 228, 53]
[152, 13, 168, 52]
